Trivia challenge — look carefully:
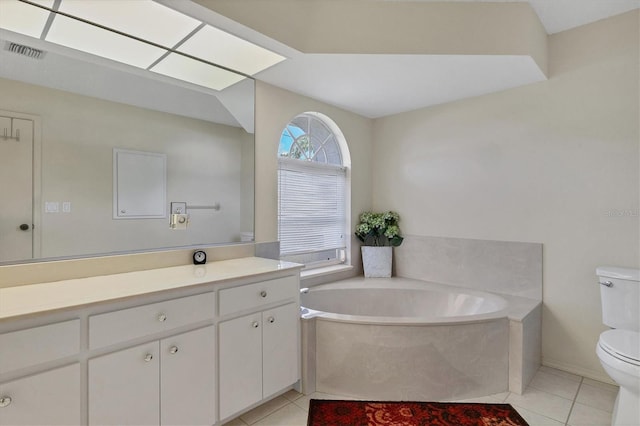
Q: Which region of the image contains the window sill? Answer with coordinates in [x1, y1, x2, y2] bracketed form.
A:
[300, 264, 354, 281]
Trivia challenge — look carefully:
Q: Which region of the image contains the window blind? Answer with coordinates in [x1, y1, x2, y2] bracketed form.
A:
[278, 158, 346, 259]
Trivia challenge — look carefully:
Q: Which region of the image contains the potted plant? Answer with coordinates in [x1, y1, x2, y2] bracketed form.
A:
[355, 211, 403, 277]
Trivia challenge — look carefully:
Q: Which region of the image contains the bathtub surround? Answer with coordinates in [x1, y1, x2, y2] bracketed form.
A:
[394, 235, 542, 299]
[395, 234, 543, 394]
[301, 235, 542, 398]
[301, 277, 540, 401]
[314, 315, 510, 401]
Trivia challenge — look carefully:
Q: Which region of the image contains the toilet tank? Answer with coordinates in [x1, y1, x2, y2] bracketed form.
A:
[597, 266, 640, 331]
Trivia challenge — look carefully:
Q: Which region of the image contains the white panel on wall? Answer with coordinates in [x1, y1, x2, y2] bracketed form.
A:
[113, 149, 166, 219]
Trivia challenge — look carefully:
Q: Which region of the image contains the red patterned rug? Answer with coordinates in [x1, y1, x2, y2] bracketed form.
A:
[307, 400, 530, 426]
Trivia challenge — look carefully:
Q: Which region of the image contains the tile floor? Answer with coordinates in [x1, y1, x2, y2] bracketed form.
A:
[223, 366, 620, 426]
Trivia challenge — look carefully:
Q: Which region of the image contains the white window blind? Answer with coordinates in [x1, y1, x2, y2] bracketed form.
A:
[278, 158, 346, 259]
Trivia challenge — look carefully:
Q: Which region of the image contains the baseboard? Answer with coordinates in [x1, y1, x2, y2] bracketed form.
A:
[542, 358, 615, 385]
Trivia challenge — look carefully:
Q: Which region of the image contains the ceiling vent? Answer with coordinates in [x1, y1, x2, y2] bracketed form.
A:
[5, 42, 46, 60]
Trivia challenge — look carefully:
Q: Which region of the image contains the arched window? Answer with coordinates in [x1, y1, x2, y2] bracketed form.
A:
[277, 112, 350, 267]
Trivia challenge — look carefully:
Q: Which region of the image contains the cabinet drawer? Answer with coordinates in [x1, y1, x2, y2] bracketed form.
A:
[89, 292, 215, 349]
[0, 320, 80, 374]
[219, 275, 298, 317]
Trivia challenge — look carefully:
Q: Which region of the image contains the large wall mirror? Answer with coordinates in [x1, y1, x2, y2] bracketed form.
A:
[0, 1, 259, 264]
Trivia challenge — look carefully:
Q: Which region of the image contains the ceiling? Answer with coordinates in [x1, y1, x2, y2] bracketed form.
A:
[392, 0, 640, 35]
[1, 0, 638, 121]
[250, 0, 640, 118]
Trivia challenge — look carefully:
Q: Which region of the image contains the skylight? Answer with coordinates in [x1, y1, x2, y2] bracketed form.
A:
[0, 0, 52, 38]
[0, 0, 286, 91]
[57, 0, 201, 48]
[46, 14, 166, 69]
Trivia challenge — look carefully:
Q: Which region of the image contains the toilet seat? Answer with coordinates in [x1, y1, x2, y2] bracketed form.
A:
[598, 329, 640, 367]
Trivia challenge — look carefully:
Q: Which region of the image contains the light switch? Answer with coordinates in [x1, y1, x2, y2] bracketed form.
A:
[45, 202, 59, 213]
[62, 201, 71, 213]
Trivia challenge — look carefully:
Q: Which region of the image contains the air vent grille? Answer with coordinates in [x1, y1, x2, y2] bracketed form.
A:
[5, 42, 46, 60]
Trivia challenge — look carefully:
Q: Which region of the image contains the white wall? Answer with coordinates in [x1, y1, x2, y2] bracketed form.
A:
[253, 81, 373, 270]
[371, 11, 639, 380]
[0, 78, 250, 258]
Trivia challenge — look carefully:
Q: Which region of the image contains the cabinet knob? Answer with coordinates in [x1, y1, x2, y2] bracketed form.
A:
[0, 396, 11, 408]
[268, 316, 275, 324]
[158, 313, 167, 322]
[251, 321, 259, 328]
[169, 346, 179, 354]
[260, 290, 267, 298]
[144, 354, 154, 362]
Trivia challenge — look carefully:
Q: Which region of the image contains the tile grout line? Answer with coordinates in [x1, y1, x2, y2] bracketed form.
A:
[564, 376, 584, 426]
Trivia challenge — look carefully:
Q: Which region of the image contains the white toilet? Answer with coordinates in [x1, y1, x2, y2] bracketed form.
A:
[596, 266, 640, 426]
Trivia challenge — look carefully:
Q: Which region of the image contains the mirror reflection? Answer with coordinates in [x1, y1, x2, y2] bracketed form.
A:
[0, 12, 255, 264]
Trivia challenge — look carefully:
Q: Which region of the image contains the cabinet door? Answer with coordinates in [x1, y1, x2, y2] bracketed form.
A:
[161, 326, 215, 426]
[89, 342, 159, 426]
[218, 313, 262, 421]
[0, 364, 80, 426]
[262, 303, 300, 397]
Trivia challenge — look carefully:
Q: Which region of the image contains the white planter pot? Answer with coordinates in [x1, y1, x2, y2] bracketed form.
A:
[361, 246, 393, 278]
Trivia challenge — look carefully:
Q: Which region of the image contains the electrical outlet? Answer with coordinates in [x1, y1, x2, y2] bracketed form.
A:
[171, 202, 187, 214]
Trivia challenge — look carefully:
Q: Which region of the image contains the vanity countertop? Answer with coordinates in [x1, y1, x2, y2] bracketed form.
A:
[0, 257, 302, 322]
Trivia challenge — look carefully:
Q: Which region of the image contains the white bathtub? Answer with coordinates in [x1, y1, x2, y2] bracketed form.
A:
[299, 277, 537, 401]
[301, 279, 508, 324]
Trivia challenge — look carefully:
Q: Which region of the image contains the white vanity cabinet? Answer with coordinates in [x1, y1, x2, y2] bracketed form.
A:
[0, 320, 81, 426]
[88, 293, 216, 426]
[0, 257, 302, 426]
[218, 276, 300, 421]
[89, 326, 215, 426]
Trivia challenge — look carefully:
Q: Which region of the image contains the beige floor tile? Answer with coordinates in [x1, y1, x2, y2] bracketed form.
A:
[240, 396, 290, 425]
[252, 404, 309, 426]
[529, 370, 582, 400]
[506, 388, 573, 423]
[513, 405, 565, 426]
[451, 392, 509, 404]
[221, 367, 623, 426]
[222, 417, 248, 426]
[293, 392, 357, 411]
[582, 378, 618, 392]
[539, 366, 582, 382]
[575, 382, 618, 413]
[567, 402, 614, 426]
[282, 389, 304, 402]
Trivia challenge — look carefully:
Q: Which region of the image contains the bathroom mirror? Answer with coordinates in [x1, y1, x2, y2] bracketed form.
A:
[0, 30, 255, 264]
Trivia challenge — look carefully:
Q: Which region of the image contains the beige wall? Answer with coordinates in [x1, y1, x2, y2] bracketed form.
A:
[253, 81, 373, 269]
[371, 11, 639, 381]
